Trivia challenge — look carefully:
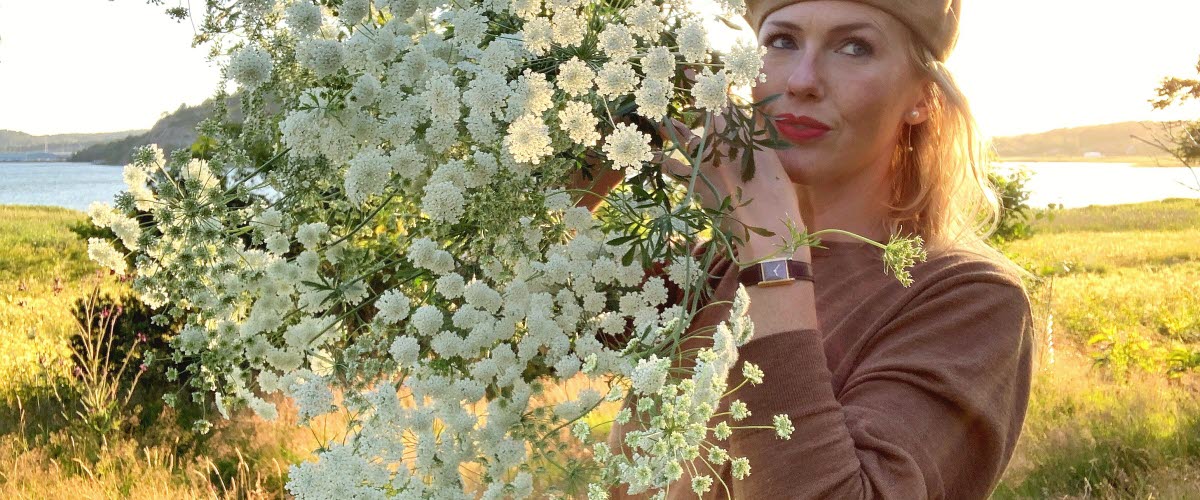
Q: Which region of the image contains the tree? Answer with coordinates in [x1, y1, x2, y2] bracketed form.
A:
[1136, 54, 1200, 191]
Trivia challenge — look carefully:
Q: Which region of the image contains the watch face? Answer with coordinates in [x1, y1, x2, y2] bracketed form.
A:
[763, 260, 789, 282]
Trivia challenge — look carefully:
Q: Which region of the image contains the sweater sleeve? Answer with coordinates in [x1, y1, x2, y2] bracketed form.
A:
[723, 275, 1034, 499]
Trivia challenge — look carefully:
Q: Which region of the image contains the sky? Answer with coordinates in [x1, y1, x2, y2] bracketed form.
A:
[2, 0, 1199, 138]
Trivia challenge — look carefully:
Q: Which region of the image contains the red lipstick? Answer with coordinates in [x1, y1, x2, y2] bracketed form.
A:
[774, 113, 831, 142]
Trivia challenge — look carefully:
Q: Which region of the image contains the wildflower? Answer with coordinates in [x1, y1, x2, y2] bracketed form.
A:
[693, 69, 731, 113]
[295, 222, 329, 250]
[678, 19, 709, 64]
[87, 238, 127, 275]
[559, 100, 601, 147]
[596, 60, 638, 98]
[297, 39, 345, 78]
[713, 421, 732, 440]
[773, 414, 795, 439]
[691, 474, 713, 494]
[633, 77, 671, 121]
[421, 181, 466, 224]
[347, 73, 381, 107]
[603, 122, 653, 172]
[572, 421, 591, 441]
[522, 16, 554, 56]
[505, 113, 554, 165]
[557, 57, 594, 97]
[229, 46, 273, 89]
[625, 2, 663, 40]
[410, 306, 444, 336]
[631, 355, 670, 395]
[728, 40, 767, 87]
[730, 399, 750, 421]
[389, 335, 420, 365]
[551, 10, 587, 47]
[742, 362, 764, 385]
[642, 46, 675, 81]
[376, 290, 412, 324]
[731, 457, 751, 479]
[345, 149, 392, 205]
[599, 24, 637, 61]
[285, 1, 322, 37]
[882, 234, 928, 287]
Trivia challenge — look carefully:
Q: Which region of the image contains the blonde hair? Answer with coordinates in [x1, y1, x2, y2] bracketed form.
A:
[886, 43, 1029, 280]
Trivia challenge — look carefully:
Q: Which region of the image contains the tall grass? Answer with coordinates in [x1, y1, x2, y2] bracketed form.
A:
[994, 198, 1200, 497]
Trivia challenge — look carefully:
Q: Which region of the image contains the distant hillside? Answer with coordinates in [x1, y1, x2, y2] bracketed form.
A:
[0, 129, 146, 156]
[993, 121, 1177, 160]
[70, 101, 223, 166]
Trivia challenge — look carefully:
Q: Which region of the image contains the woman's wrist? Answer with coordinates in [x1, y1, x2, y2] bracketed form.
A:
[736, 208, 810, 264]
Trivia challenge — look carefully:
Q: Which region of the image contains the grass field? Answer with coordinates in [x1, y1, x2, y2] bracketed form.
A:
[1, 199, 1198, 498]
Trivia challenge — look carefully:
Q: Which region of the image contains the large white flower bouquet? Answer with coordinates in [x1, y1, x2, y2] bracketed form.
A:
[87, 0, 923, 497]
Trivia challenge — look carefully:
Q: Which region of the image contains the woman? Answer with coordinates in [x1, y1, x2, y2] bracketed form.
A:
[596, 0, 1035, 498]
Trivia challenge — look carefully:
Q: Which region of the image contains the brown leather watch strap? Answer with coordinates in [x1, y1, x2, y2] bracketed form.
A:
[737, 259, 814, 287]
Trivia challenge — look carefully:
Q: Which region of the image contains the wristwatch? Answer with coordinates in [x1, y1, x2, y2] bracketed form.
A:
[737, 259, 813, 287]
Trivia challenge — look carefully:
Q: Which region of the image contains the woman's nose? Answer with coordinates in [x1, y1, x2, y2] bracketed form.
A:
[785, 52, 824, 101]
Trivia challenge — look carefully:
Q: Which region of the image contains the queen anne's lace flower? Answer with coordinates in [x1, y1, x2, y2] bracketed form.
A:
[87, 238, 127, 275]
[625, 2, 663, 40]
[297, 39, 345, 78]
[339, 0, 369, 25]
[634, 76, 671, 121]
[728, 39, 768, 87]
[505, 113, 554, 165]
[603, 122, 653, 172]
[286, 1, 322, 37]
[558, 101, 601, 147]
[229, 46, 273, 89]
[521, 16, 554, 56]
[345, 148, 391, 205]
[551, 10, 587, 47]
[631, 355, 669, 395]
[693, 69, 731, 113]
[421, 181, 466, 224]
[596, 60, 638, 98]
[376, 290, 412, 324]
[678, 18, 709, 64]
[556, 57, 594, 97]
[599, 24, 637, 61]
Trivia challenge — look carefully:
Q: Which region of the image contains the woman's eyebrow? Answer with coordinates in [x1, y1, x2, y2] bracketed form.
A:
[763, 20, 881, 37]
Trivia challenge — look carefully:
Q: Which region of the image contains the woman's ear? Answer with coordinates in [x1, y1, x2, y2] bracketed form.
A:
[904, 84, 933, 126]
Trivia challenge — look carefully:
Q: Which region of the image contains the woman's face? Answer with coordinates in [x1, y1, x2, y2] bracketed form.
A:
[751, 1, 929, 187]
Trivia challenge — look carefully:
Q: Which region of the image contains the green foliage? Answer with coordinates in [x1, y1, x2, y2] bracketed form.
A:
[1144, 53, 1200, 185]
[987, 167, 1058, 245]
[1087, 328, 1163, 383]
[65, 275, 151, 437]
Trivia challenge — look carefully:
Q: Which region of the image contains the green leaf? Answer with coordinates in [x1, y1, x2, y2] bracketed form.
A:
[747, 226, 776, 237]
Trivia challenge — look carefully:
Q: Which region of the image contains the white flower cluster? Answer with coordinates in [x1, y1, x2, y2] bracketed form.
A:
[89, 0, 787, 496]
[229, 45, 273, 89]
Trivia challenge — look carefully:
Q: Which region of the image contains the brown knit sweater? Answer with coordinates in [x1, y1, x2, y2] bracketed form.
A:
[608, 239, 1034, 499]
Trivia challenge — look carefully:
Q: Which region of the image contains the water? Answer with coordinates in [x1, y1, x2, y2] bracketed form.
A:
[1, 161, 1198, 213]
[0, 162, 126, 211]
[994, 162, 1200, 209]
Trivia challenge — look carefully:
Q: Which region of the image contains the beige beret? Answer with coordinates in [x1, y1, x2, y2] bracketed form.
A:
[744, 0, 962, 61]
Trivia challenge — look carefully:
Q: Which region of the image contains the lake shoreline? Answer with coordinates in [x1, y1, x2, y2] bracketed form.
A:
[1000, 155, 1189, 168]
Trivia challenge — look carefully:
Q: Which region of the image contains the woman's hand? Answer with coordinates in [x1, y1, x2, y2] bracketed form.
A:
[568, 151, 625, 212]
[655, 112, 808, 263]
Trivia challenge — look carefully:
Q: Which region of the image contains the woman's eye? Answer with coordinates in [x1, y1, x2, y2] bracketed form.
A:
[764, 34, 797, 50]
[836, 39, 873, 57]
